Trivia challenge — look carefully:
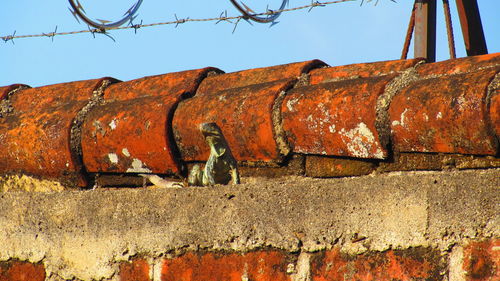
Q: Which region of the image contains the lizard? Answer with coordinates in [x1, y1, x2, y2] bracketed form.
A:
[188, 122, 240, 186]
[140, 122, 239, 188]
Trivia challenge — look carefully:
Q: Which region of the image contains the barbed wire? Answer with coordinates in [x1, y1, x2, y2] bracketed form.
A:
[1, 0, 356, 43]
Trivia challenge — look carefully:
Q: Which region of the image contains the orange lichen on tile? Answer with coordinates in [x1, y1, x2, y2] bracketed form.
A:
[81, 68, 218, 175]
[0, 84, 29, 101]
[283, 76, 395, 159]
[0, 78, 116, 186]
[416, 53, 500, 76]
[174, 79, 296, 162]
[196, 60, 325, 95]
[309, 58, 424, 85]
[389, 69, 499, 155]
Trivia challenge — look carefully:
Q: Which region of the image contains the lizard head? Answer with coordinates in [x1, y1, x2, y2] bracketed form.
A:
[199, 122, 223, 138]
[199, 123, 227, 156]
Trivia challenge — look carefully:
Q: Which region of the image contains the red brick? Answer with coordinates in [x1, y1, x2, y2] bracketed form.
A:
[311, 248, 441, 281]
[463, 240, 499, 281]
[283, 76, 394, 159]
[173, 79, 296, 162]
[120, 259, 150, 281]
[309, 58, 424, 85]
[0, 78, 116, 186]
[197, 60, 325, 95]
[161, 251, 291, 281]
[0, 261, 45, 281]
[81, 68, 217, 175]
[389, 69, 499, 155]
[417, 53, 500, 76]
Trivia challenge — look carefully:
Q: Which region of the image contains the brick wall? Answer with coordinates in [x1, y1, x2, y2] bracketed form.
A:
[1, 241, 498, 281]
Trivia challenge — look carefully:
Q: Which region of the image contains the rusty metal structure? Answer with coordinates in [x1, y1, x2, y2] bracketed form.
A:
[404, 0, 488, 62]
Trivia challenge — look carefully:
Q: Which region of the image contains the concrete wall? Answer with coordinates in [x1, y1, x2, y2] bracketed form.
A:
[0, 169, 498, 280]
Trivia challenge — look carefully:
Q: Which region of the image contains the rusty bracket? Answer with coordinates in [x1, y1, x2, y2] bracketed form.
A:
[414, 0, 436, 62]
[455, 0, 488, 56]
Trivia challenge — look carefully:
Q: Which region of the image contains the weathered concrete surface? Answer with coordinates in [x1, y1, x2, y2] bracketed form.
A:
[0, 169, 498, 280]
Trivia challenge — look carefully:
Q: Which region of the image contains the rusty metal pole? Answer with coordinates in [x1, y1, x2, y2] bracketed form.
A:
[455, 0, 488, 56]
[414, 0, 437, 62]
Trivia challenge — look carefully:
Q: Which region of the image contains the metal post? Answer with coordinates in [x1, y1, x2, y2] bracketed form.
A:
[455, 0, 488, 56]
[414, 0, 437, 62]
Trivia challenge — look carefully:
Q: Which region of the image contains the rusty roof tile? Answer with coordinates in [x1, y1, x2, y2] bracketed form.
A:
[173, 79, 296, 163]
[282, 75, 396, 159]
[0, 78, 117, 186]
[196, 60, 326, 95]
[82, 68, 219, 175]
[416, 52, 500, 76]
[309, 58, 424, 85]
[390, 68, 498, 155]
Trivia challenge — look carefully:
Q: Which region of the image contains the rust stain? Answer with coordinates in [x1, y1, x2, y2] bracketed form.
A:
[309, 58, 424, 85]
[0, 78, 112, 186]
[174, 79, 296, 162]
[389, 69, 498, 155]
[416, 53, 500, 76]
[282, 76, 394, 159]
[82, 68, 217, 175]
[197, 60, 326, 95]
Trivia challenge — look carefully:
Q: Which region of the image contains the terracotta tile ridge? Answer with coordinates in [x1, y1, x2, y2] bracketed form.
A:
[195, 60, 327, 96]
[416, 52, 500, 78]
[69, 77, 121, 183]
[376, 61, 424, 151]
[486, 72, 500, 148]
[308, 58, 425, 85]
[389, 68, 499, 155]
[0, 84, 30, 118]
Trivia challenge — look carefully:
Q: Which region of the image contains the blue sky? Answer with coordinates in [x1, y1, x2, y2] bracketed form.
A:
[1, 0, 499, 87]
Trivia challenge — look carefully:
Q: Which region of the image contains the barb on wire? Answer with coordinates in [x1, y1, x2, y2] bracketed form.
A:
[1, 0, 356, 43]
[216, 10, 233, 24]
[43, 26, 58, 42]
[2, 31, 16, 44]
[309, 1, 326, 12]
[129, 18, 143, 34]
[88, 26, 116, 42]
[174, 14, 189, 28]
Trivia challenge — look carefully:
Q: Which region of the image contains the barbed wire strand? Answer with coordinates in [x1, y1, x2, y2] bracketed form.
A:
[1, 0, 355, 43]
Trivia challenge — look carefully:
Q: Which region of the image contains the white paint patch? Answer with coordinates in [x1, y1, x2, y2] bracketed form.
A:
[126, 158, 152, 173]
[339, 122, 384, 159]
[107, 153, 118, 164]
[436, 112, 443, 120]
[109, 119, 117, 130]
[286, 98, 299, 112]
[121, 148, 130, 157]
[399, 108, 409, 128]
[423, 113, 429, 122]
